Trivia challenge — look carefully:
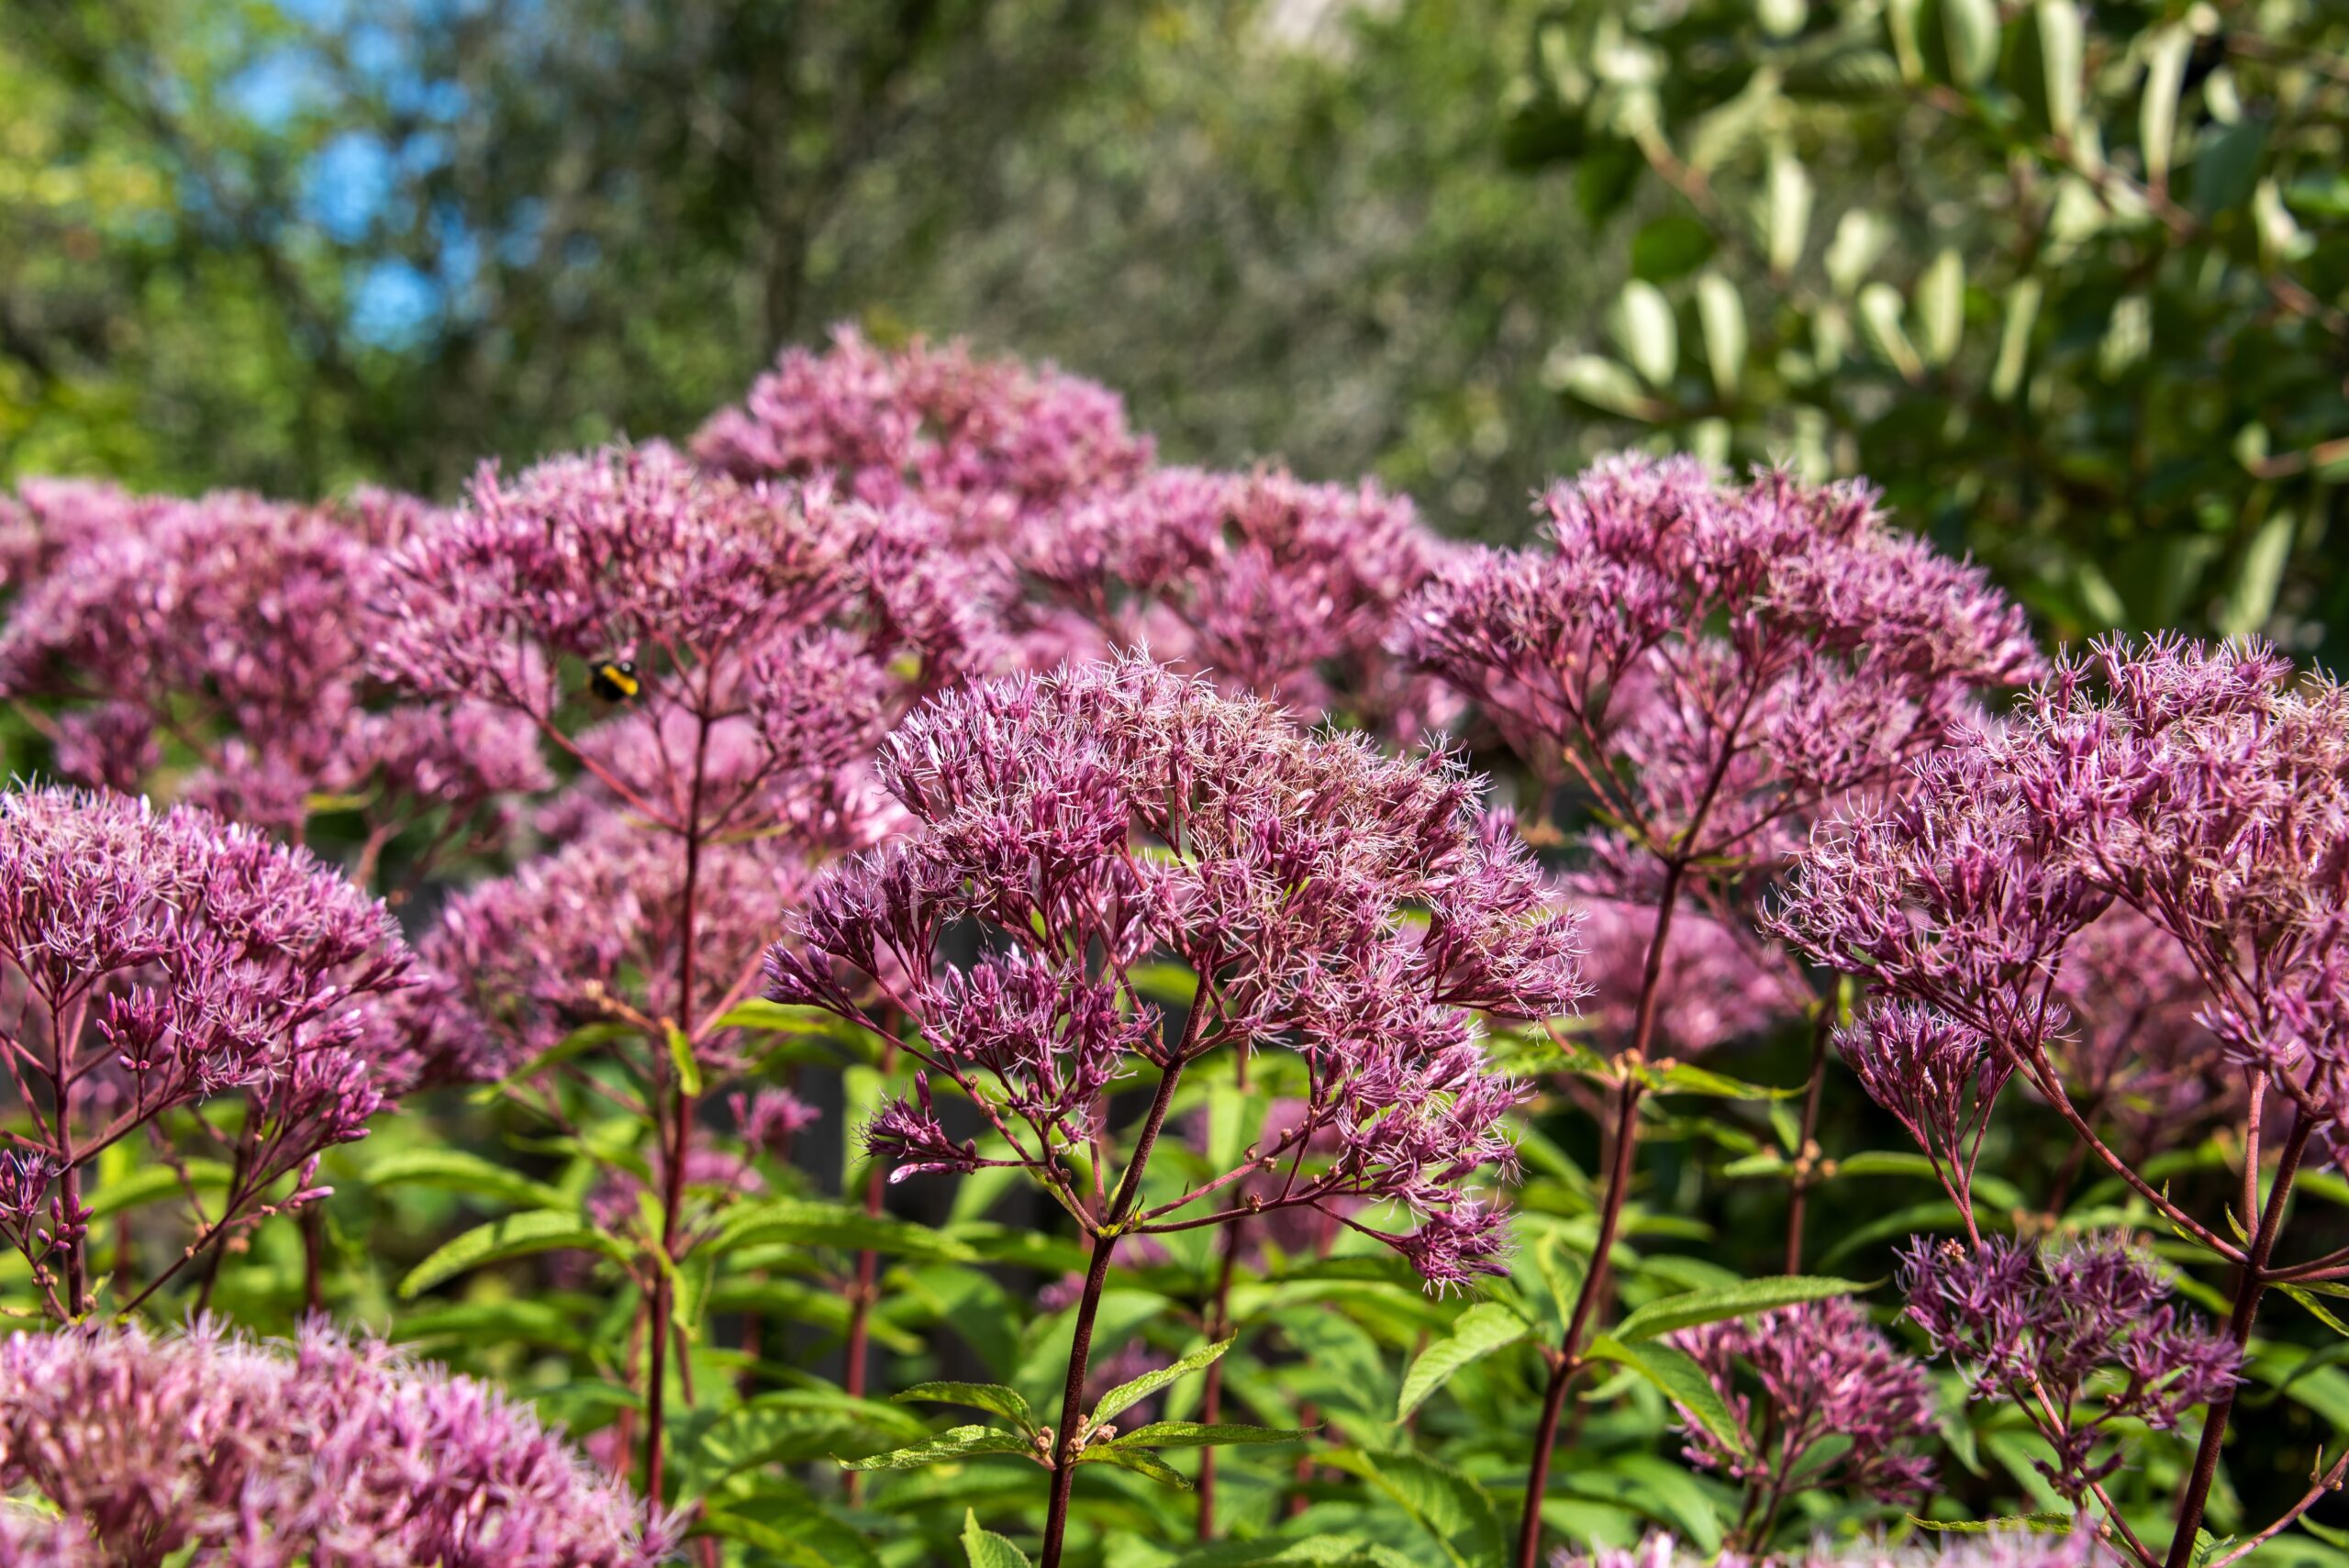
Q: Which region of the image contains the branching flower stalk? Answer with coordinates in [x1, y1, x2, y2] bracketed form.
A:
[0, 788, 413, 1321]
[1776, 637, 2349, 1565]
[768, 658, 1583, 1567]
[1397, 456, 2038, 1567]
[373, 443, 952, 1500]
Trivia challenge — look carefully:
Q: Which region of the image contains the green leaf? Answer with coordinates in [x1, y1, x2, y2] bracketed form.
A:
[2141, 24, 2190, 189]
[397, 1211, 629, 1298]
[897, 1381, 1037, 1433]
[1582, 1335, 1745, 1456]
[2032, 0, 2083, 138]
[1613, 1275, 1865, 1341]
[963, 1507, 1035, 1568]
[839, 1423, 1037, 1472]
[1920, 0, 1998, 88]
[1857, 283, 1923, 383]
[1631, 216, 1716, 284]
[1644, 1061, 1792, 1099]
[1396, 1303, 1532, 1421]
[1765, 149, 1812, 277]
[1327, 1448, 1507, 1568]
[470, 1021, 635, 1101]
[1917, 248, 1964, 367]
[1092, 1336, 1233, 1426]
[391, 1298, 590, 1354]
[1610, 281, 1678, 389]
[2280, 1285, 2349, 1339]
[2220, 507, 2295, 639]
[1547, 352, 1665, 421]
[1081, 1444, 1194, 1489]
[700, 1509, 880, 1568]
[664, 1021, 703, 1096]
[1694, 273, 1745, 399]
[84, 1159, 232, 1219]
[711, 1197, 978, 1260]
[1911, 1514, 2075, 1535]
[362, 1149, 569, 1212]
[714, 998, 841, 1033]
[1111, 1422, 1312, 1450]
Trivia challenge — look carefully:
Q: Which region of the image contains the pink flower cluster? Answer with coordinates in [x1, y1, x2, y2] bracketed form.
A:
[0, 1320, 674, 1566]
[1902, 1235, 2238, 1499]
[767, 656, 1585, 1289]
[692, 324, 1151, 525]
[1670, 1297, 1938, 1505]
[1397, 457, 2041, 872]
[0, 484, 547, 835]
[0, 788, 413, 1310]
[1775, 637, 2349, 1194]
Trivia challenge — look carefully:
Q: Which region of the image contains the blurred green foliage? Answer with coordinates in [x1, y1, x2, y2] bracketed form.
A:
[4, 0, 2347, 646]
[1506, 0, 2349, 651]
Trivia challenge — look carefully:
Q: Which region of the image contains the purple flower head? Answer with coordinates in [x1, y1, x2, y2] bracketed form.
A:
[1669, 1296, 1938, 1505]
[1838, 1000, 2014, 1239]
[1901, 1233, 2238, 1499]
[1030, 466, 1456, 735]
[691, 325, 1150, 522]
[729, 1086, 821, 1161]
[420, 812, 810, 1081]
[0, 1319, 674, 1566]
[1777, 636, 2349, 1169]
[0, 788, 412, 1306]
[0, 486, 544, 836]
[370, 443, 928, 844]
[1397, 458, 2040, 868]
[768, 656, 1584, 1289]
[1553, 1534, 2122, 1568]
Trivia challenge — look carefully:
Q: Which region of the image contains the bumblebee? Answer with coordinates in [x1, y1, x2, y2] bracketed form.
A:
[589, 658, 640, 702]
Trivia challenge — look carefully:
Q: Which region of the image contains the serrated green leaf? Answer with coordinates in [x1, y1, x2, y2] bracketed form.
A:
[1909, 1514, 2075, 1535]
[1613, 1275, 1865, 1341]
[1396, 1303, 1531, 1421]
[839, 1423, 1037, 1472]
[397, 1211, 629, 1298]
[1582, 1334, 1745, 1456]
[1112, 1421, 1312, 1450]
[963, 1507, 1035, 1568]
[897, 1381, 1037, 1433]
[1092, 1336, 1233, 1426]
[1081, 1444, 1194, 1489]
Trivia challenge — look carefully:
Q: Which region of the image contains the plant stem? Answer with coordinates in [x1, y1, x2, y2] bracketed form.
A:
[1041, 1054, 1190, 1568]
[2164, 1112, 2313, 1568]
[1516, 1077, 1643, 1568]
[642, 717, 712, 1507]
[301, 1205, 326, 1315]
[1514, 856, 1685, 1568]
[1197, 1213, 1247, 1540]
[1783, 1004, 1835, 1274]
